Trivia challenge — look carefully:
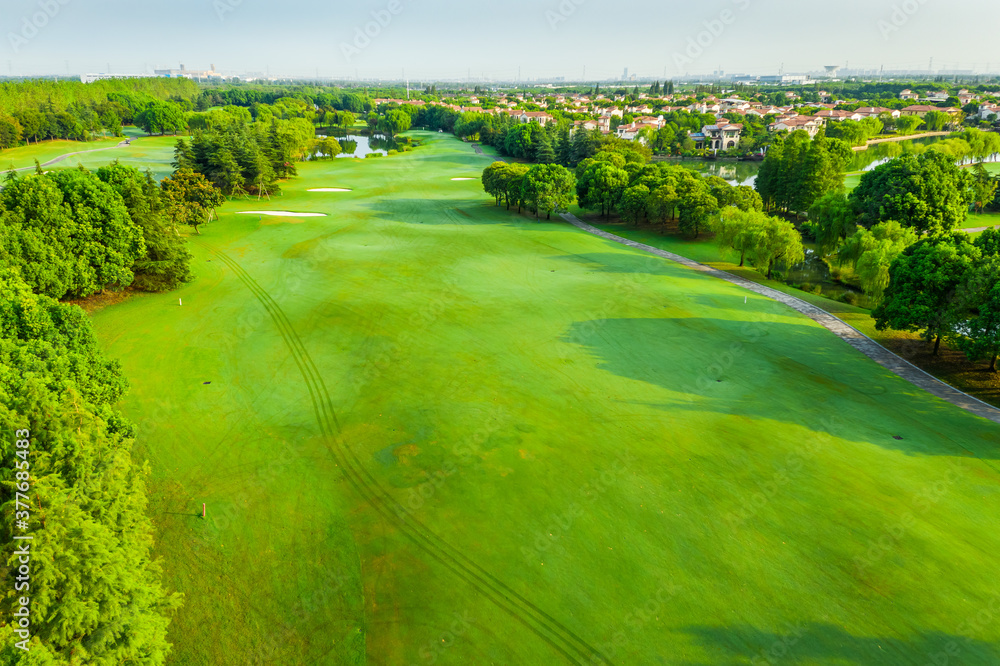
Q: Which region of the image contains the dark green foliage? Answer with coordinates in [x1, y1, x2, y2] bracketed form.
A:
[97, 163, 193, 292]
[873, 234, 980, 354]
[755, 131, 849, 213]
[849, 151, 975, 234]
[0, 169, 145, 299]
[179, 109, 314, 195]
[0, 270, 181, 664]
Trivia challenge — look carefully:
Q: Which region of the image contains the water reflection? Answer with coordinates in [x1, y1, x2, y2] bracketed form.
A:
[313, 133, 388, 159]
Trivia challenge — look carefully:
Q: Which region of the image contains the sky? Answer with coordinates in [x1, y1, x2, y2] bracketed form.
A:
[2, 0, 998, 81]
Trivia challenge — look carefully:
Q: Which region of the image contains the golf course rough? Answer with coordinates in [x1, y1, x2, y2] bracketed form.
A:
[88, 131, 1000, 665]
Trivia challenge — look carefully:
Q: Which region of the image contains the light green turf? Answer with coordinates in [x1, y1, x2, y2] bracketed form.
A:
[962, 212, 1000, 230]
[90, 132, 1000, 665]
[0, 136, 125, 170]
[0, 132, 182, 180]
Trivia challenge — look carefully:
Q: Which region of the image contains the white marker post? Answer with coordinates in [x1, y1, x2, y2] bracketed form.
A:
[179, 298, 183, 306]
[202, 503, 206, 519]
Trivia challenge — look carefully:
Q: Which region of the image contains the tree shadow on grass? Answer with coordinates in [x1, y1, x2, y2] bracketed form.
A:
[562, 316, 1000, 458]
[673, 623, 999, 665]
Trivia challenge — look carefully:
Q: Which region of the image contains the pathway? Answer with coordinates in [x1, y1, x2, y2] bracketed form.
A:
[561, 212, 1000, 425]
[9, 138, 133, 172]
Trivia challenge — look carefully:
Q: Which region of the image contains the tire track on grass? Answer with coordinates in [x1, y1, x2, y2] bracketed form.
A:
[200, 242, 614, 665]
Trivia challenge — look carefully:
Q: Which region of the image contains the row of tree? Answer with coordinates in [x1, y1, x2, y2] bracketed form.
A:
[0, 163, 199, 298]
[0, 269, 183, 662]
[173, 106, 315, 196]
[0, 80, 197, 149]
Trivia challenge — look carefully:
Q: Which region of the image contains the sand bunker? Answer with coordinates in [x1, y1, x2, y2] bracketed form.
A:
[238, 211, 326, 217]
[308, 188, 352, 192]
[451, 177, 477, 181]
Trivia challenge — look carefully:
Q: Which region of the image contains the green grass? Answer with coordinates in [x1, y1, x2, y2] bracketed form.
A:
[962, 212, 1000, 230]
[0, 130, 182, 180]
[0, 136, 125, 170]
[89, 132, 1000, 665]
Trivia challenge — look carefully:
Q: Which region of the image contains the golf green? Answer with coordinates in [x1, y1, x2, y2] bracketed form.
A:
[90, 132, 1000, 665]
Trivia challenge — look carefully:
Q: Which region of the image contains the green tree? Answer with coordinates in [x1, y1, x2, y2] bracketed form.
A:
[711, 208, 766, 267]
[952, 256, 1000, 371]
[160, 168, 226, 234]
[873, 234, 980, 354]
[522, 163, 576, 219]
[618, 184, 651, 226]
[577, 162, 629, 218]
[97, 162, 193, 292]
[838, 220, 918, 303]
[849, 151, 975, 234]
[746, 214, 805, 279]
[894, 115, 924, 135]
[809, 191, 857, 254]
[676, 179, 718, 238]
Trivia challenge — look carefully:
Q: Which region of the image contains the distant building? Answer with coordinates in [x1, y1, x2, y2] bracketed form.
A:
[81, 73, 156, 84]
[153, 64, 224, 80]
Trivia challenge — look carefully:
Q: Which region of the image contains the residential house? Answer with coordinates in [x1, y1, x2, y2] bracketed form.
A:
[900, 105, 960, 118]
[855, 106, 900, 119]
[769, 116, 824, 137]
[899, 89, 919, 100]
[695, 123, 743, 150]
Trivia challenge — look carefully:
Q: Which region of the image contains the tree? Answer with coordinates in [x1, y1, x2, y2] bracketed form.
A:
[0, 269, 182, 664]
[379, 109, 412, 139]
[676, 179, 718, 238]
[339, 110, 356, 133]
[838, 220, 918, 304]
[809, 191, 857, 254]
[894, 115, 924, 135]
[923, 110, 951, 131]
[618, 184, 651, 226]
[522, 164, 576, 219]
[849, 151, 975, 234]
[711, 208, 766, 267]
[160, 168, 226, 234]
[482, 162, 508, 206]
[873, 234, 980, 354]
[952, 256, 1000, 371]
[97, 162, 193, 292]
[746, 215, 805, 279]
[577, 162, 628, 218]
[534, 132, 557, 164]
[135, 100, 186, 136]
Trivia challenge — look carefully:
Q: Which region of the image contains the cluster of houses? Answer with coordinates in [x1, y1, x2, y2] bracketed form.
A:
[371, 85, 993, 150]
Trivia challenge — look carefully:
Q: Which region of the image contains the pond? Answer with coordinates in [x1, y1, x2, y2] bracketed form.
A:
[779, 243, 871, 309]
[313, 133, 389, 159]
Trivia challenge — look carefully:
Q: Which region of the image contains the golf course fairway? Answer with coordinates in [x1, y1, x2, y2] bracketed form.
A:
[89, 131, 1000, 665]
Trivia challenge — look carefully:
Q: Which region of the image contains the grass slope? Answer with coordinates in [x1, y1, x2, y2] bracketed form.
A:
[90, 132, 1000, 665]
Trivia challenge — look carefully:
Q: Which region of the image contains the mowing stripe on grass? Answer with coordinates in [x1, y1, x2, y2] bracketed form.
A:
[202, 242, 614, 666]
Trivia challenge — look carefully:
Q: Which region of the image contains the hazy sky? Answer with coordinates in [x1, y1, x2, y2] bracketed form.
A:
[3, 0, 998, 80]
